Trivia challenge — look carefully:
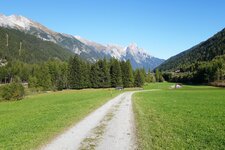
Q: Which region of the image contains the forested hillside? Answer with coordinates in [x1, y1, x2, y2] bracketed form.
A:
[158, 28, 225, 71]
[0, 27, 74, 63]
[162, 54, 225, 85]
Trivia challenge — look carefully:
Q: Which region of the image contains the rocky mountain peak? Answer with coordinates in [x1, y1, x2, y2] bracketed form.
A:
[0, 13, 164, 70]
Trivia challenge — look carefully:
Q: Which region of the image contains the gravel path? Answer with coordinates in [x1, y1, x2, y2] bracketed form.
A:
[41, 92, 137, 150]
[96, 92, 137, 150]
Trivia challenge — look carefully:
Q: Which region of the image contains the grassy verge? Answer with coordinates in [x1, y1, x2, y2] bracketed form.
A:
[133, 83, 225, 149]
[0, 89, 121, 149]
[143, 82, 174, 90]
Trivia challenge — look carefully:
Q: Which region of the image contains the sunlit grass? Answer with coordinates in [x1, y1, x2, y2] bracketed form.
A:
[133, 83, 225, 149]
[0, 89, 121, 149]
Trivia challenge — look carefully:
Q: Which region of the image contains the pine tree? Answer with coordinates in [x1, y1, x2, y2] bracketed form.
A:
[140, 68, 146, 83]
[60, 62, 69, 89]
[67, 55, 84, 89]
[121, 60, 134, 87]
[120, 61, 126, 86]
[90, 63, 101, 88]
[134, 69, 145, 87]
[110, 59, 123, 87]
[83, 62, 91, 88]
[97, 59, 111, 88]
[80, 61, 89, 88]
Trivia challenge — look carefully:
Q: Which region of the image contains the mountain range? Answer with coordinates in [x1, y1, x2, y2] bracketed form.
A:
[0, 14, 164, 70]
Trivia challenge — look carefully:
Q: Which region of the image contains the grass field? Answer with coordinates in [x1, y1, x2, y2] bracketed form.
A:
[0, 89, 121, 149]
[133, 83, 225, 149]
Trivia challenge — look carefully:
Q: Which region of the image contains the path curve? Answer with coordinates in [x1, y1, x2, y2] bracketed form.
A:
[41, 91, 137, 150]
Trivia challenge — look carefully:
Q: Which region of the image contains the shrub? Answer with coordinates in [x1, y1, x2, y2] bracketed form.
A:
[2, 82, 25, 100]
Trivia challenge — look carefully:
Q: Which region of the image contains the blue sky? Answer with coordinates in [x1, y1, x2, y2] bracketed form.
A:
[1, 0, 225, 59]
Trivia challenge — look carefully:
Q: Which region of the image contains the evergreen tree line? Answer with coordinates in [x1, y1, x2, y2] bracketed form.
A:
[1, 56, 163, 92]
[67, 55, 145, 89]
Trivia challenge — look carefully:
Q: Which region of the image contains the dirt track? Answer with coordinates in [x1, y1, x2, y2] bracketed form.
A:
[41, 92, 137, 150]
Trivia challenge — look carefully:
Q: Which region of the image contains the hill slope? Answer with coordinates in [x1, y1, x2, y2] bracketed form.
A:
[157, 28, 225, 71]
[0, 27, 74, 63]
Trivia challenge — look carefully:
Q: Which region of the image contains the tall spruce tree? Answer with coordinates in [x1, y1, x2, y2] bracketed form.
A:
[90, 63, 101, 88]
[140, 68, 146, 83]
[120, 61, 126, 86]
[134, 69, 145, 87]
[121, 60, 134, 87]
[68, 55, 84, 89]
[60, 62, 69, 89]
[84, 62, 91, 88]
[110, 59, 123, 87]
[97, 59, 111, 88]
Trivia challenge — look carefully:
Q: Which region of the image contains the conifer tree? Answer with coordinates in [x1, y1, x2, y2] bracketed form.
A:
[140, 68, 146, 83]
[67, 55, 84, 89]
[90, 63, 101, 88]
[110, 59, 123, 87]
[121, 60, 134, 87]
[97, 59, 111, 88]
[120, 61, 126, 86]
[80, 61, 89, 88]
[134, 69, 145, 87]
[83, 62, 91, 88]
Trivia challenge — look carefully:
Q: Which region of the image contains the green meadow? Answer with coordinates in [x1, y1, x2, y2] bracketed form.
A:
[0, 89, 121, 149]
[1, 82, 225, 150]
[133, 83, 225, 149]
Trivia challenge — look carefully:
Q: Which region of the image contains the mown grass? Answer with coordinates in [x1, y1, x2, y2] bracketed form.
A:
[133, 82, 225, 149]
[0, 89, 121, 150]
[143, 82, 174, 90]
